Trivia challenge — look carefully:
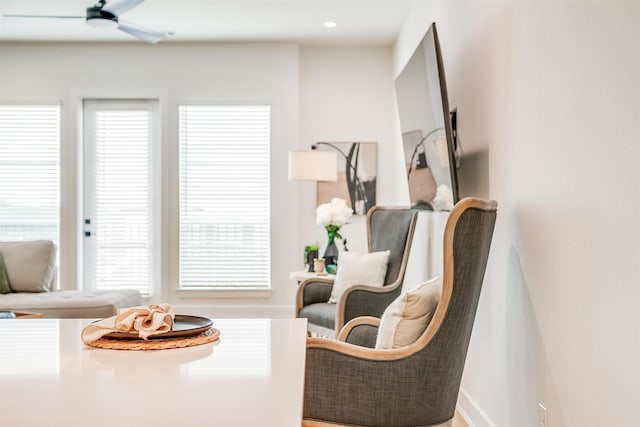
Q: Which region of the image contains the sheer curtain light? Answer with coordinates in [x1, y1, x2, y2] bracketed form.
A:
[288, 150, 338, 181]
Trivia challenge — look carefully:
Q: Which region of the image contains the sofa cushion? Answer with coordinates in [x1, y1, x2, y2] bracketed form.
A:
[0, 290, 142, 318]
[0, 241, 57, 292]
[0, 254, 11, 294]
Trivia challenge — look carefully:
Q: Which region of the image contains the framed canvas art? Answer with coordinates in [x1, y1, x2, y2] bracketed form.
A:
[316, 142, 377, 215]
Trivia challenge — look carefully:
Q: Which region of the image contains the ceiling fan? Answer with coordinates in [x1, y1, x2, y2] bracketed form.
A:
[2, 0, 173, 44]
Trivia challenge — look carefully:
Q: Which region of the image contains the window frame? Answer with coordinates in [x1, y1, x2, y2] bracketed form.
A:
[177, 104, 272, 294]
[57, 89, 171, 295]
[0, 102, 61, 250]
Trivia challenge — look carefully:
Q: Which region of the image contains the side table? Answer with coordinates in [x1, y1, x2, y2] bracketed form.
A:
[0, 311, 43, 319]
[289, 271, 336, 284]
[16, 311, 43, 318]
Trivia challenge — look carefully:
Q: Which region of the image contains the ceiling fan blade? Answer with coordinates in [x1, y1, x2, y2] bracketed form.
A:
[102, 0, 144, 16]
[117, 20, 171, 44]
[2, 14, 84, 19]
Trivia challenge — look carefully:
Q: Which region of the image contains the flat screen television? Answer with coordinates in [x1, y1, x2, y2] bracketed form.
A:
[395, 23, 459, 209]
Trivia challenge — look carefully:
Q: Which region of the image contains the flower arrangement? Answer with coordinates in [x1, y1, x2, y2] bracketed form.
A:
[315, 198, 353, 241]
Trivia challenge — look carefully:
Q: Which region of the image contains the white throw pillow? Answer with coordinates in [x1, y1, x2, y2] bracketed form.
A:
[328, 250, 390, 304]
[375, 276, 442, 349]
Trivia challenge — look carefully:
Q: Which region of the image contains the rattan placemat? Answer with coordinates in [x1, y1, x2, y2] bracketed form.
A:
[86, 327, 220, 351]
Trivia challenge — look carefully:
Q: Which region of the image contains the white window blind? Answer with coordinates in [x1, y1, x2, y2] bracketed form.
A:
[84, 101, 156, 295]
[0, 105, 60, 244]
[179, 105, 270, 289]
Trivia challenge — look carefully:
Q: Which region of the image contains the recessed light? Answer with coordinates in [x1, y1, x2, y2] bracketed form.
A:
[323, 21, 337, 29]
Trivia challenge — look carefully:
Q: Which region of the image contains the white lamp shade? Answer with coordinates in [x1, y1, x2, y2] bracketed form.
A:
[288, 151, 338, 181]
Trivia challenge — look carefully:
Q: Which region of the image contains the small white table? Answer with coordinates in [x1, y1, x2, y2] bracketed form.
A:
[289, 270, 336, 284]
[0, 318, 307, 426]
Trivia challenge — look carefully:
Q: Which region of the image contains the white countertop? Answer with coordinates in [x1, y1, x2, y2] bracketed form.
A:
[0, 318, 307, 427]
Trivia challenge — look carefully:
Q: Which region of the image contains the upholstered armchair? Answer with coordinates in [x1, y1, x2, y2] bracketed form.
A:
[296, 206, 418, 337]
[302, 198, 497, 427]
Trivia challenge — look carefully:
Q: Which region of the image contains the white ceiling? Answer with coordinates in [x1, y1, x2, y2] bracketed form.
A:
[0, 0, 415, 45]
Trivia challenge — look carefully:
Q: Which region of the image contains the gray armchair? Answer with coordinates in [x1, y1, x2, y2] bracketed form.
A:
[302, 198, 497, 427]
[296, 206, 418, 337]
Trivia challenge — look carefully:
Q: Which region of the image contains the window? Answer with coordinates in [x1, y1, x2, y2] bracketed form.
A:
[0, 105, 60, 244]
[179, 105, 270, 289]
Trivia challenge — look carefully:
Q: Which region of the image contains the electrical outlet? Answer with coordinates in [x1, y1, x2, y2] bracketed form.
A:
[537, 403, 547, 427]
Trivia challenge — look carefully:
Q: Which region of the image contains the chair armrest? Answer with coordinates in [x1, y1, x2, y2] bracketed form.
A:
[337, 316, 380, 348]
[335, 283, 401, 331]
[295, 278, 334, 315]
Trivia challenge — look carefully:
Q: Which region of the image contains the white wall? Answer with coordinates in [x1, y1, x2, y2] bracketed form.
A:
[298, 46, 404, 256]
[395, 1, 640, 426]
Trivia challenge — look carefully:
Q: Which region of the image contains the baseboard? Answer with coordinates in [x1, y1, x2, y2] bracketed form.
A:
[170, 304, 294, 318]
[457, 387, 496, 427]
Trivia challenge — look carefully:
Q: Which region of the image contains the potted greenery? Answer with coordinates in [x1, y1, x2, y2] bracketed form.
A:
[304, 243, 319, 273]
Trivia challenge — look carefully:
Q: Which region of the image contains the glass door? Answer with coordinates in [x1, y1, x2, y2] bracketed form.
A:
[82, 99, 160, 296]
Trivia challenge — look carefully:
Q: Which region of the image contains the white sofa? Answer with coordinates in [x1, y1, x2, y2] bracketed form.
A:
[0, 240, 141, 318]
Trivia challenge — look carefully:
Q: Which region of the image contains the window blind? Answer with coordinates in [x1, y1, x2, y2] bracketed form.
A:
[0, 105, 60, 244]
[84, 102, 154, 295]
[179, 105, 270, 289]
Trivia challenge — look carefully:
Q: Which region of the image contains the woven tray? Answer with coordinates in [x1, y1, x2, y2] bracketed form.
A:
[86, 327, 220, 351]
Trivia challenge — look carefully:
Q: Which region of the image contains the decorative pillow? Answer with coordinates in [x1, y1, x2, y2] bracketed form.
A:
[375, 276, 442, 350]
[0, 241, 57, 292]
[328, 250, 390, 304]
[0, 253, 12, 294]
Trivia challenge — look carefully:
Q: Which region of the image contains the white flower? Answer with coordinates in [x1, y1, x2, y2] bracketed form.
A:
[432, 185, 454, 211]
[315, 198, 353, 227]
